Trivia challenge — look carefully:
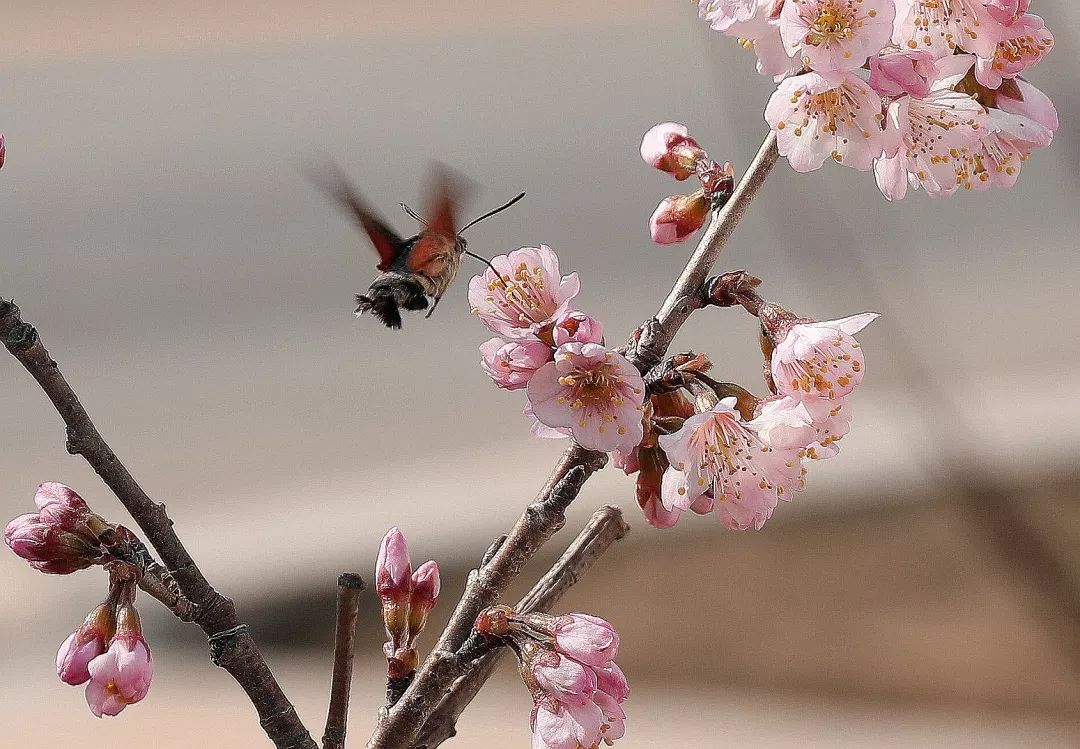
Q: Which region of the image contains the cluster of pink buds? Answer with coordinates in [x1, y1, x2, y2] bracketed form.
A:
[6, 483, 155, 716]
[469, 246, 646, 454]
[5, 482, 109, 573]
[641, 122, 735, 245]
[56, 573, 153, 717]
[618, 278, 877, 530]
[475, 606, 628, 749]
[699, 0, 1057, 198]
[375, 527, 440, 681]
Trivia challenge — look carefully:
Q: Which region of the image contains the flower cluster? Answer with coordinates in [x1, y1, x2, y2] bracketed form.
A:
[6, 483, 154, 717]
[470, 246, 647, 454]
[619, 305, 876, 530]
[699, 0, 1057, 198]
[641, 122, 735, 245]
[375, 527, 440, 680]
[476, 606, 628, 749]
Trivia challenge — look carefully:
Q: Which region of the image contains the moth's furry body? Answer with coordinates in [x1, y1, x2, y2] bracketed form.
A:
[355, 232, 464, 328]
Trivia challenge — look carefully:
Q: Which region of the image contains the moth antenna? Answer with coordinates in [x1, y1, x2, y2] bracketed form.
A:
[460, 192, 526, 233]
[400, 202, 427, 224]
[463, 250, 502, 280]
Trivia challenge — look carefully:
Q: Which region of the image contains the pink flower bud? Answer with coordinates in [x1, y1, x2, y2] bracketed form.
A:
[551, 613, 619, 667]
[57, 604, 115, 686]
[479, 337, 553, 391]
[551, 311, 604, 346]
[4, 512, 102, 574]
[375, 527, 412, 605]
[0, 134, 6, 169]
[648, 192, 710, 245]
[85, 604, 152, 717]
[640, 122, 707, 180]
[376, 527, 413, 651]
[35, 482, 94, 529]
[407, 560, 440, 640]
[869, 50, 939, 99]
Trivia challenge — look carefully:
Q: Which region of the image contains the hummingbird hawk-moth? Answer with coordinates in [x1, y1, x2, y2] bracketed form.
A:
[315, 165, 525, 329]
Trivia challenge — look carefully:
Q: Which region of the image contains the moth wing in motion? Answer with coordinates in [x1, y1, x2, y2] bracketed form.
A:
[310, 164, 404, 271]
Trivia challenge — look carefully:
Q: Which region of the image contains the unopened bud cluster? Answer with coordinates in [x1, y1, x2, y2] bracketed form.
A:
[375, 527, 440, 680]
[6, 483, 155, 717]
[641, 122, 735, 245]
[475, 606, 628, 749]
[4, 482, 109, 574]
[58, 576, 153, 717]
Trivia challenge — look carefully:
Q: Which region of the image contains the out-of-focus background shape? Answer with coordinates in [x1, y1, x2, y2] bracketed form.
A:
[3, 1, 1080, 746]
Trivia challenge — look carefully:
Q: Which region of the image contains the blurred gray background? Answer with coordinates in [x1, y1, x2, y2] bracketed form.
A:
[2, 1, 1080, 746]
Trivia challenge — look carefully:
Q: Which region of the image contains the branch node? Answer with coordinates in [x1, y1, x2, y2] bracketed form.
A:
[207, 624, 249, 666]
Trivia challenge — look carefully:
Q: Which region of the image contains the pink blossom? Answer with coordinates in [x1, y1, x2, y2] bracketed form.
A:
[479, 337, 553, 391]
[551, 613, 620, 667]
[756, 394, 852, 459]
[995, 77, 1058, 133]
[469, 246, 580, 339]
[874, 56, 990, 200]
[699, 0, 761, 31]
[764, 72, 884, 172]
[593, 661, 630, 703]
[891, 0, 1002, 59]
[869, 50, 939, 98]
[526, 343, 645, 454]
[529, 647, 598, 706]
[525, 401, 573, 440]
[649, 193, 710, 245]
[985, 0, 1029, 27]
[639, 122, 706, 181]
[779, 0, 895, 73]
[703, 0, 801, 80]
[658, 398, 806, 531]
[747, 395, 816, 450]
[532, 699, 605, 749]
[84, 606, 152, 718]
[770, 313, 878, 400]
[375, 527, 412, 606]
[592, 690, 627, 743]
[957, 105, 1053, 192]
[57, 604, 114, 686]
[552, 310, 604, 347]
[974, 14, 1053, 89]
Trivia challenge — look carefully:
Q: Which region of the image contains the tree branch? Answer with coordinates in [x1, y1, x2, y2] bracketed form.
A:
[0, 298, 318, 749]
[366, 130, 779, 749]
[324, 573, 366, 749]
[413, 505, 630, 749]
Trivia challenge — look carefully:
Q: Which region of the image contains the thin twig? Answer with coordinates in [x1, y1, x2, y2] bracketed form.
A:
[413, 505, 630, 749]
[0, 298, 318, 749]
[324, 573, 366, 749]
[366, 131, 780, 749]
